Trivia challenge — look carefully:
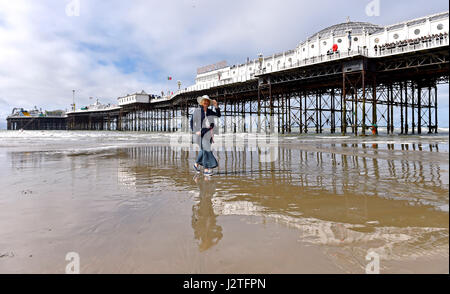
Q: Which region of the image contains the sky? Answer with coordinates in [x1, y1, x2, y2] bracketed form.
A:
[0, 0, 448, 128]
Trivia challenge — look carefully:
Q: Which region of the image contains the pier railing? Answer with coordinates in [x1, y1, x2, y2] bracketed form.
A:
[373, 36, 449, 57]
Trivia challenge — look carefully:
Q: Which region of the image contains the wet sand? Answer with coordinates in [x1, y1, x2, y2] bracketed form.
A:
[0, 130, 448, 273]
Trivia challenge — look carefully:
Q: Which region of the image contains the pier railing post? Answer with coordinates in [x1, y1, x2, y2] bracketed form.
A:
[362, 70, 366, 136]
[434, 84, 438, 133]
[372, 77, 377, 135]
[342, 71, 347, 135]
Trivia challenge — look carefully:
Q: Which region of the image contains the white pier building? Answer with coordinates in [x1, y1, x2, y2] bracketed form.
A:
[183, 11, 448, 93]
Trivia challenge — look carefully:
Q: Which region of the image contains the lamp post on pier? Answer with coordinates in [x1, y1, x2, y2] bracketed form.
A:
[72, 90, 75, 111]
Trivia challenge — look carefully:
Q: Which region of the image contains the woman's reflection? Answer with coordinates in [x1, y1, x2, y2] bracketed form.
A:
[191, 174, 223, 251]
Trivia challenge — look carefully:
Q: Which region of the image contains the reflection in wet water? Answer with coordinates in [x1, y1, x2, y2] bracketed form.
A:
[110, 143, 447, 263]
[1, 137, 448, 273]
[114, 143, 447, 208]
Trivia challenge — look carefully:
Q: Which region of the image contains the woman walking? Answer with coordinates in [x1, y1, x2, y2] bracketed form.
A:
[190, 95, 221, 176]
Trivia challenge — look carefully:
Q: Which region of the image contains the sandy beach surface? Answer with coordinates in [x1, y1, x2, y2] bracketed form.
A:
[0, 130, 448, 274]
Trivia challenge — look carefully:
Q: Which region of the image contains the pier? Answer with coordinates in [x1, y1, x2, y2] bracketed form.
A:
[12, 11, 450, 135]
[7, 116, 67, 130]
[6, 107, 67, 130]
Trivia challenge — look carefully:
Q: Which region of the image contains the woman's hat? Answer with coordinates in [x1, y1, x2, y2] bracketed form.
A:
[197, 95, 211, 105]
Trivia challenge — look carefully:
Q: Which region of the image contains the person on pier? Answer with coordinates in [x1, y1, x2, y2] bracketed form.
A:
[190, 95, 221, 176]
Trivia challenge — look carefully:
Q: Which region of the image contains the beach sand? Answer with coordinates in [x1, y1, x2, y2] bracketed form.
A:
[0, 130, 448, 273]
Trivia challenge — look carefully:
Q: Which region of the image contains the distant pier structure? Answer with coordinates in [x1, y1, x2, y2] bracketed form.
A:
[7, 107, 67, 130]
[53, 12, 450, 134]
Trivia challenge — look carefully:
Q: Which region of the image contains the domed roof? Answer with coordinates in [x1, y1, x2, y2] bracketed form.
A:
[307, 21, 382, 41]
